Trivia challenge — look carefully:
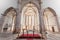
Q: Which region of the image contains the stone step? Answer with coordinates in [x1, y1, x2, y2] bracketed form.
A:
[14, 39, 44, 40]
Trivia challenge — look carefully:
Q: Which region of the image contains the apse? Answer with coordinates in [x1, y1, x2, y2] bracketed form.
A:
[21, 3, 40, 33]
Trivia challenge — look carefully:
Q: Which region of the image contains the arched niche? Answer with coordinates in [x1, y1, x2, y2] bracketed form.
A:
[2, 7, 16, 33]
[43, 7, 59, 32]
[21, 3, 40, 33]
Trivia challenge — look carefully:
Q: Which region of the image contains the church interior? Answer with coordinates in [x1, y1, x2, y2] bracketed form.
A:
[0, 0, 60, 40]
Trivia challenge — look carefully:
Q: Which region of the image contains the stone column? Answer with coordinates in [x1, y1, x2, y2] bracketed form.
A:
[14, 0, 22, 33]
[38, 1, 47, 40]
[55, 16, 60, 32]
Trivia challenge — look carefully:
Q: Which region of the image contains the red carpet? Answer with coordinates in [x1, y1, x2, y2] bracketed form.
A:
[16, 34, 43, 39]
[20, 34, 41, 37]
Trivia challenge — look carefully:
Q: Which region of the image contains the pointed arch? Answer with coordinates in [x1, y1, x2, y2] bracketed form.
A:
[44, 7, 57, 16]
[20, 3, 40, 33]
[2, 7, 17, 33]
[43, 7, 60, 32]
[3, 7, 17, 16]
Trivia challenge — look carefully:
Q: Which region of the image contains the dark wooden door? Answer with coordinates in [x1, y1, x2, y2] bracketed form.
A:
[52, 27, 55, 32]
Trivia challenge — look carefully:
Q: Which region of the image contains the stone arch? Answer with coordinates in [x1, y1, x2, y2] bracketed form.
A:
[44, 7, 57, 16]
[21, 3, 39, 15]
[21, 2, 40, 11]
[43, 7, 60, 32]
[15, 0, 41, 33]
[20, 3, 40, 33]
[2, 7, 17, 33]
[15, 0, 46, 39]
[3, 7, 17, 16]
